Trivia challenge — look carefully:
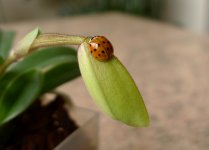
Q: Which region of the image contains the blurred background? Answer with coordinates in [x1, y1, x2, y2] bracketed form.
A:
[0, 0, 209, 33]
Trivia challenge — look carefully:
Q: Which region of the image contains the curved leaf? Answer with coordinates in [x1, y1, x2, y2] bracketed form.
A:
[5, 46, 80, 93]
[0, 69, 43, 126]
[78, 42, 149, 127]
[12, 28, 40, 58]
[0, 46, 80, 127]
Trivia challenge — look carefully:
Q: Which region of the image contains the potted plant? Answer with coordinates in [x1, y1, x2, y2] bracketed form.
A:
[0, 28, 149, 150]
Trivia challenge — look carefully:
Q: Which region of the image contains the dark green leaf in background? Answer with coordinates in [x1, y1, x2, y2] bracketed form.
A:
[43, 61, 80, 93]
[0, 30, 15, 63]
[0, 46, 80, 126]
[0, 69, 43, 126]
[7, 46, 81, 93]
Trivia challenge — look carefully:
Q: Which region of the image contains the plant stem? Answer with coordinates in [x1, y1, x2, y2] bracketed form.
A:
[0, 33, 91, 75]
[30, 33, 87, 52]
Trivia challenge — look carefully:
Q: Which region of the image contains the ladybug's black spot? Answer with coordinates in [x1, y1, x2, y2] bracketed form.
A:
[101, 50, 105, 53]
[91, 50, 93, 53]
[98, 54, 101, 56]
[102, 41, 106, 44]
[94, 49, 97, 51]
[107, 47, 110, 50]
[98, 44, 101, 47]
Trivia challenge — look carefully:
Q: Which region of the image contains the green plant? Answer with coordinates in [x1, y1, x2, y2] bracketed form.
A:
[0, 28, 149, 144]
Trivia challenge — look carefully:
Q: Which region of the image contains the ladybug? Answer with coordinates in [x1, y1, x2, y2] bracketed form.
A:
[88, 36, 114, 61]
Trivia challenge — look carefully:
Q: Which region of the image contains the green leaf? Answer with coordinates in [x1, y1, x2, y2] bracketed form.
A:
[0, 30, 15, 62]
[0, 57, 4, 64]
[0, 46, 80, 127]
[0, 69, 43, 126]
[43, 61, 80, 93]
[12, 28, 40, 58]
[6, 46, 80, 93]
[78, 42, 149, 127]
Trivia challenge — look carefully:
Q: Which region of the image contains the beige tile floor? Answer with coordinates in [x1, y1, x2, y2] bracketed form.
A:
[1, 12, 209, 150]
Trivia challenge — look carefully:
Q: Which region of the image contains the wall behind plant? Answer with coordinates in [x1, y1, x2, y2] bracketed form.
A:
[1, 0, 208, 33]
[158, 0, 209, 33]
[0, 0, 153, 23]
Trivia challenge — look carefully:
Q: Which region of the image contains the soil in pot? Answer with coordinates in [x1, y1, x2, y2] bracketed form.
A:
[0, 95, 78, 150]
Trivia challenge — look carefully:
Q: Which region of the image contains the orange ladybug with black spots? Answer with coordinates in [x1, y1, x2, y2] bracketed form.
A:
[88, 36, 114, 61]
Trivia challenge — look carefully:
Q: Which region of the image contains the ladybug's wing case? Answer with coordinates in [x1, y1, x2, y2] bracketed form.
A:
[88, 36, 114, 61]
